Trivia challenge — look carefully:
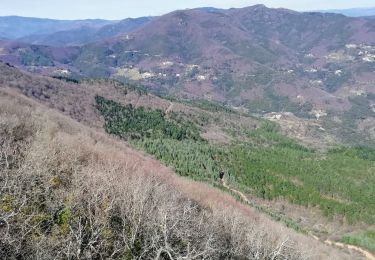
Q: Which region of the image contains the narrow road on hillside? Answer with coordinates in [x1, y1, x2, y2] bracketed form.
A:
[323, 238, 375, 260]
[222, 181, 250, 203]
[222, 180, 375, 260]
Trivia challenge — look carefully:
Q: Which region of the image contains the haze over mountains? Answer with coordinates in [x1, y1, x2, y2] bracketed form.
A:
[0, 16, 153, 46]
[317, 7, 375, 17]
[0, 16, 115, 39]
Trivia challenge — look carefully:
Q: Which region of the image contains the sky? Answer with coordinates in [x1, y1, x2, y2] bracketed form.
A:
[0, 0, 374, 20]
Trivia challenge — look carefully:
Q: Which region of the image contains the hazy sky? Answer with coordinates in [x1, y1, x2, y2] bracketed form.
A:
[0, 0, 374, 20]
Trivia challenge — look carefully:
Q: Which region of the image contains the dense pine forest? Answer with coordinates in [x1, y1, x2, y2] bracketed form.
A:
[96, 96, 375, 226]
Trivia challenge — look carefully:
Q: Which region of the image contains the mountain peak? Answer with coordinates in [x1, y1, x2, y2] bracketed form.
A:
[251, 4, 267, 9]
[227, 4, 268, 12]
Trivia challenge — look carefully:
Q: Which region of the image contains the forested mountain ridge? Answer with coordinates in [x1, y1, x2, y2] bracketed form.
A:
[1, 5, 375, 146]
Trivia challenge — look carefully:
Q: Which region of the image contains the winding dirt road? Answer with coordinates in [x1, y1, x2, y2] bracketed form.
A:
[222, 180, 250, 203]
[222, 180, 375, 260]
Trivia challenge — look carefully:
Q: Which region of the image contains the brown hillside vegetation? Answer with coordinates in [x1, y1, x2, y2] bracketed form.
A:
[0, 62, 259, 142]
[0, 89, 354, 259]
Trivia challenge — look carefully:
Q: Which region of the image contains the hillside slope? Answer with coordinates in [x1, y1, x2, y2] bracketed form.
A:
[0, 87, 354, 259]
[2, 61, 375, 258]
[0, 62, 258, 135]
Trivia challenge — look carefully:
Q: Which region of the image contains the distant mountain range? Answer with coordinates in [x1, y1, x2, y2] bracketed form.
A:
[316, 7, 375, 17]
[0, 16, 153, 46]
[0, 16, 115, 39]
[18, 17, 154, 46]
[1, 6, 374, 45]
